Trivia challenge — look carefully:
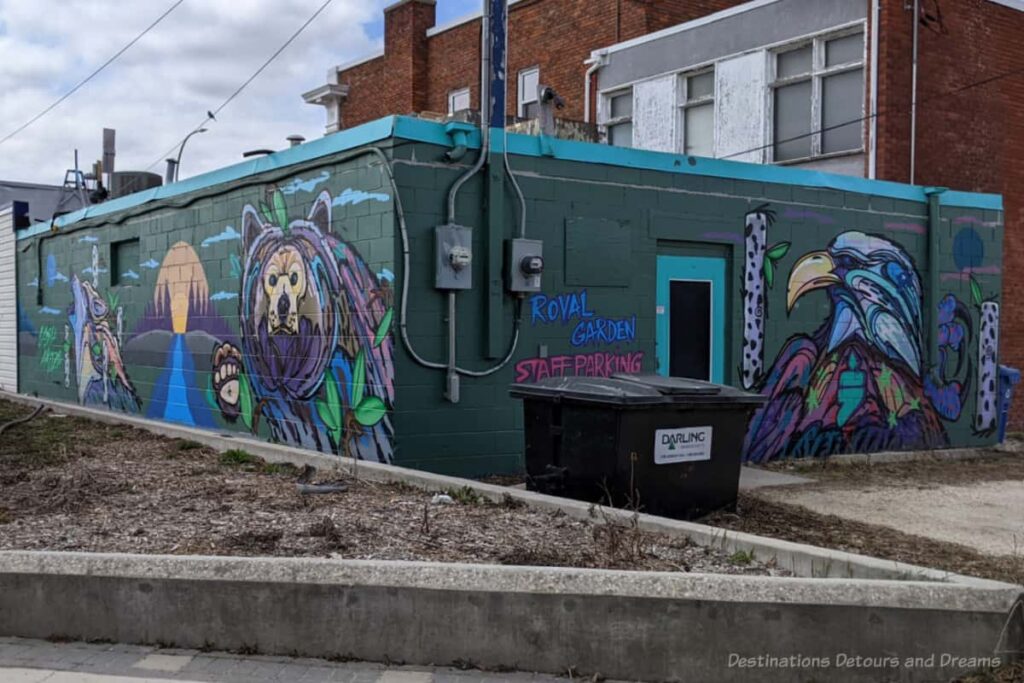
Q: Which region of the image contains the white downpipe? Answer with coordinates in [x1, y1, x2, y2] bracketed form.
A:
[910, 0, 919, 184]
[868, 0, 880, 179]
[583, 51, 606, 123]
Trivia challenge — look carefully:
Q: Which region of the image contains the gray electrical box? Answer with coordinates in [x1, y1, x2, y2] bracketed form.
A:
[435, 224, 473, 290]
[507, 238, 544, 292]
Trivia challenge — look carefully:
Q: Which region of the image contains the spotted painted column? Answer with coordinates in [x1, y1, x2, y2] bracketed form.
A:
[742, 210, 769, 390]
[975, 301, 1000, 432]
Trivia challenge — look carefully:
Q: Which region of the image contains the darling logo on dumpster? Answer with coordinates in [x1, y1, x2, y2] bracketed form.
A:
[654, 426, 713, 464]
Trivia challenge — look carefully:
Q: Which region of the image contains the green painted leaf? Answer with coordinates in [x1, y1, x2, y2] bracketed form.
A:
[238, 373, 254, 431]
[374, 308, 394, 348]
[317, 398, 337, 432]
[765, 241, 791, 262]
[259, 202, 275, 226]
[354, 396, 387, 427]
[204, 374, 220, 411]
[970, 275, 983, 307]
[272, 190, 289, 230]
[351, 350, 366, 407]
[323, 370, 342, 432]
[763, 259, 774, 289]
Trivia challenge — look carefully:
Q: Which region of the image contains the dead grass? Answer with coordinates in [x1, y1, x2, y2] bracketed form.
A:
[704, 493, 1024, 585]
[0, 400, 780, 576]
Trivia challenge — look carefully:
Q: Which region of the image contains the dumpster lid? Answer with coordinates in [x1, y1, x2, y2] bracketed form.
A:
[610, 373, 721, 395]
[509, 374, 766, 405]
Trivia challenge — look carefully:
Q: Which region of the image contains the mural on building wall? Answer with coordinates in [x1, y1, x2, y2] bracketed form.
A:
[740, 205, 790, 390]
[743, 230, 953, 462]
[514, 289, 644, 382]
[68, 274, 140, 412]
[209, 189, 395, 462]
[126, 242, 230, 428]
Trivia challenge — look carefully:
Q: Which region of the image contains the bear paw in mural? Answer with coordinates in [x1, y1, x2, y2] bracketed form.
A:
[210, 189, 395, 463]
[743, 231, 949, 463]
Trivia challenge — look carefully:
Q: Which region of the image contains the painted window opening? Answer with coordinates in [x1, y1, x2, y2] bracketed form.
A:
[605, 89, 633, 148]
[679, 69, 715, 157]
[771, 28, 865, 162]
[448, 87, 470, 115]
[518, 66, 540, 119]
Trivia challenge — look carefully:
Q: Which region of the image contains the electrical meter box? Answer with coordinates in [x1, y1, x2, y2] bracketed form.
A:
[507, 238, 544, 292]
[435, 224, 473, 290]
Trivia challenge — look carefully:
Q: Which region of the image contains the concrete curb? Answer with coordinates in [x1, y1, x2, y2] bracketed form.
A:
[0, 392, 1016, 588]
[0, 552, 1020, 683]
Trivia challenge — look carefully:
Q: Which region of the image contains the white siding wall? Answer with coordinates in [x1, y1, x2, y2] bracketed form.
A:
[715, 52, 769, 164]
[632, 75, 678, 153]
[0, 207, 17, 392]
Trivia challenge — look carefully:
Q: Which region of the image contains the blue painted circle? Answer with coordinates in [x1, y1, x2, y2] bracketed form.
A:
[953, 228, 984, 271]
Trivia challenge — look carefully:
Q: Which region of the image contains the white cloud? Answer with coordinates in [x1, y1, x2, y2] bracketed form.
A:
[0, 0, 389, 184]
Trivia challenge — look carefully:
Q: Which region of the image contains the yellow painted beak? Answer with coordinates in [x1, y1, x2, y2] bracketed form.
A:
[787, 251, 840, 312]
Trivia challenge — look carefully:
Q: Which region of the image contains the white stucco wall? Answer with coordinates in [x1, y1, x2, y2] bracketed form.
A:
[0, 206, 18, 393]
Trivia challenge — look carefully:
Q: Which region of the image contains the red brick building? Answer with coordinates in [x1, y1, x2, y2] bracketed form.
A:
[305, 0, 1024, 428]
[302, 0, 748, 131]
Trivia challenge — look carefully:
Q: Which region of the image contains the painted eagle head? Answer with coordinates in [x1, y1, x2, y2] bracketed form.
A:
[787, 231, 923, 374]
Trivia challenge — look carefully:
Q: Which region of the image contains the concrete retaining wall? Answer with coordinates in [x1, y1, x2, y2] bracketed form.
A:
[0, 552, 1020, 682]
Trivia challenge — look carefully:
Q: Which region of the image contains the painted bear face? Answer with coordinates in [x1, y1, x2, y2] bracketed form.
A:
[263, 245, 308, 335]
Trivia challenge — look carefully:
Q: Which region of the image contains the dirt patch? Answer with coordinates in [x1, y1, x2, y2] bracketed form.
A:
[0, 401, 781, 576]
[703, 493, 1024, 585]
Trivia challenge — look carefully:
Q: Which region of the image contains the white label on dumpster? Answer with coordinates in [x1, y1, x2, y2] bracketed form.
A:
[654, 426, 712, 464]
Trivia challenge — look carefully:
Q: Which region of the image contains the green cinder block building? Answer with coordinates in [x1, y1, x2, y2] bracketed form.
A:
[12, 116, 1004, 476]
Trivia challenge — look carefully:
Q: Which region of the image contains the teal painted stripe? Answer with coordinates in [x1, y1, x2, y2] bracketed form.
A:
[25, 115, 1000, 239]
[20, 117, 399, 240]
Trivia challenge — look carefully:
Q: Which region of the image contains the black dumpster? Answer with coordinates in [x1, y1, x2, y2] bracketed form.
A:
[509, 373, 765, 520]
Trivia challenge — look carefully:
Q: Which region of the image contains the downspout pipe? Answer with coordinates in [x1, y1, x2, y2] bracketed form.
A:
[926, 186, 947, 373]
[583, 51, 607, 124]
[868, 0, 880, 179]
[910, 0, 919, 184]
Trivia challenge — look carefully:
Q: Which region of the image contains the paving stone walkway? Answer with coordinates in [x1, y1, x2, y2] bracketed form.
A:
[0, 637, 572, 683]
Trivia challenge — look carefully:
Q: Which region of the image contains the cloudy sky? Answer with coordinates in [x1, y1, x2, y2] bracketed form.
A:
[0, 0, 480, 185]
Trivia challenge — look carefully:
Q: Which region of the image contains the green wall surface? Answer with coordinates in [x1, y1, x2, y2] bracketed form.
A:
[15, 119, 1005, 477]
[18, 152, 397, 463]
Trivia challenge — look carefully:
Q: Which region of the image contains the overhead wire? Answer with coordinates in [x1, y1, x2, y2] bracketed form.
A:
[0, 0, 187, 147]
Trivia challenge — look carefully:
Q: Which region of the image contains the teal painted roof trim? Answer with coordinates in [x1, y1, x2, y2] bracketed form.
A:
[24, 114, 998, 240]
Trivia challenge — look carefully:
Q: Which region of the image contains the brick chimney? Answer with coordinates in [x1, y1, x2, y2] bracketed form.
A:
[382, 0, 436, 115]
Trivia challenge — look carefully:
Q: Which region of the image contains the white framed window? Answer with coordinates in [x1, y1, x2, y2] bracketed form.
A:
[604, 89, 633, 148]
[448, 87, 470, 115]
[771, 29, 865, 162]
[518, 67, 540, 118]
[678, 69, 715, 157]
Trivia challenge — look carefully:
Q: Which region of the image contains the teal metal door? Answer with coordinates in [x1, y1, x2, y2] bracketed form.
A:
[656, 255, 726, 383]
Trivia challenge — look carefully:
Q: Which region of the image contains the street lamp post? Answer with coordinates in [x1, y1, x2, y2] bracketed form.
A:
[174, 127, 208, 182]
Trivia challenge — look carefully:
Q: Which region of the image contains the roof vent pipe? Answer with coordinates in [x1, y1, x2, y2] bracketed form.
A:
[164, 159, 178, 185]
[287, 134, 305, 147]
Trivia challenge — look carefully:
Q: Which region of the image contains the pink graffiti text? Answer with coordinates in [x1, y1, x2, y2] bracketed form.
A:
[514, 351, 645, 383]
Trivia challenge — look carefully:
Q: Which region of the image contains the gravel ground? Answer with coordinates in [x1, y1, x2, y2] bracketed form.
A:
[0, 400, 783, 576]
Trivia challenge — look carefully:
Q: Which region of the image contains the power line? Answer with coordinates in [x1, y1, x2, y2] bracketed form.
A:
[120, 0, 336, 196]
[0, 0, 186, 147]
[720, 62, 1024, 161]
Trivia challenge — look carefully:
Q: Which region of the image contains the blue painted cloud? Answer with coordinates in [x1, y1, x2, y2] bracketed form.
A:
[39, 307, 61, 315]
[121, 270, 140, 280]
[332, 188, 390, 207]
[280, 171, 331, 195]
[27, 277, 38, 288]
[46, 255, 68, 287]
[82, 267, 108, 277]
[78, 235, 98, 243]
[201, 225, 241, 247]
[140, 259, 160, 269]
[378, 268, 395, 282]
[210, 291, 238, 301]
